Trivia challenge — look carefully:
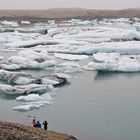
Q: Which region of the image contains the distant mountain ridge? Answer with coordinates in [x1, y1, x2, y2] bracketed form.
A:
[0, 8, 140, 21]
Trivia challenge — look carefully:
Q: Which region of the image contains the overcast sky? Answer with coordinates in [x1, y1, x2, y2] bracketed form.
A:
[0, 0, 140, 10]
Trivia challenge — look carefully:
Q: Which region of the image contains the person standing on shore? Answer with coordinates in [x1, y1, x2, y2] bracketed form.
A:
[36, 121, 41, 128]
[32, 119, 36, 127]
[43, 120, 48, 130]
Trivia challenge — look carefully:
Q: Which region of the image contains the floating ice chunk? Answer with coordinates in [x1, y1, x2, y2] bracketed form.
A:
[41, 93, 54, 101]
[40, 60, 57, 68]
[71, 37, 111, 43]
[0, 62, 21, 70]
[9, 56, 56, 69]
[54, 53, 89, 61]
[14, 77, 36, 85]
[0, 84, 48, 95]
[8, 56, 39, 69]
[6, 38, 87, 48]
[17, 49, 50, 61]
[16, 94, 42, 102]
[59, 62, 81, 68]
[41, 78, 59, 85]
[0, 70, 36, 85]
[0, 20, 19, 27]
[125, 31, 140, 40]
[93, 53, 140, 72]
[21, 21, 31, 24]
[13, 103, 45, 111]
[41, 75, 67, 86]
[14, 93, 55, 111]
[93, 53, 120, 63]
[16, 84, 48, 94]
[16, 93, 55, 103]
[117, 57, 140, 72]
[0, 56, 3, 60]
[0, 70, 68, 86]
[82, 62, 95, 71]
[53, 73, 71, 79]
[73, 41, 140, 55]
[56, 61, 83, 73]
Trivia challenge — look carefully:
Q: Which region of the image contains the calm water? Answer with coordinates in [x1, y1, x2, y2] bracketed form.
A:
[1, 52, 140, 140]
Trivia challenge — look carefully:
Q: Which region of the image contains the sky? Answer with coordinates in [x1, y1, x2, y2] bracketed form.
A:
[0, 0, 140, 10]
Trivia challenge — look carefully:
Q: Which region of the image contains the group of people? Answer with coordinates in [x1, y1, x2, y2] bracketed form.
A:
[32, 119, 48, 130]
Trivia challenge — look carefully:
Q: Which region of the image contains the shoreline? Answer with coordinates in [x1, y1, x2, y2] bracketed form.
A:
[0, 121, 77, 140]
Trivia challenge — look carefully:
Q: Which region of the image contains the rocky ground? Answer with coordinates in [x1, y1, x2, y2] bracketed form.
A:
[0, 121, 77, 140]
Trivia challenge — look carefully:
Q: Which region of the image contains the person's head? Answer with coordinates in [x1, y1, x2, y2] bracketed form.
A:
[33, 119, 35, 121]
[37, 121, 40, 123]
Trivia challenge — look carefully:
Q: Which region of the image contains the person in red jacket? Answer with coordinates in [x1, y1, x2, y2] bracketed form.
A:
[32, 119, 36, 127]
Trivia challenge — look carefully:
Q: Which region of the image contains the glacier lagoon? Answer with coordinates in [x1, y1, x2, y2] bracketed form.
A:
[0, 18, 140, 140]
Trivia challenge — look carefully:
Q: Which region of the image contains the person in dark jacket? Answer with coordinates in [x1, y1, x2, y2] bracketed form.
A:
[42, 120, 48, 130]
[36, 121, 41, 128]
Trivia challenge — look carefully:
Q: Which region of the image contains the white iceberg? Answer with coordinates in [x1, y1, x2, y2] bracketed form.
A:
[93, 53, 120, 63]
[8, 55, 56, 69]
[82, 62, 95, 71]
[54, 53, 89, 61]
[16, 94, 42, 102]
[13, 102, 46, 111]
[0, 70, 36, 85]
[0, 84, 48, 95]
[53, 73, 71, 79]
[55, 62, 83, 73]
[14, 93, 55, 111]
[21, 21, 31, 24]
[93, 53, 140, 72]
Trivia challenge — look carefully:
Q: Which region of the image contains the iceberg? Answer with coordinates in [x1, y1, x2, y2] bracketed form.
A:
[53, 73, 71, 79]
[55, 62, 83, 73]
[93, 53, 120, 63]
[0, 70, 37, 85]
[0, 20, 19, 27]
[82, 62, 95, 71]
[0, 70, 68, 86]
[93, 53, 140, 72]
[16, 94, 42, 102]
[0, 84, 48, 95]
[21, 21, 31, 25]
[8, 55, 56, 69]
[13, 102, 46, 111]
[14, 93, 55, 111]
[54, 53, 89, 61]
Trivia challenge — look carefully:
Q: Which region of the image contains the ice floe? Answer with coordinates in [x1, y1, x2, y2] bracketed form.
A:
[0, 84, 48, 95]
[0, 20, 19, 27]
[21, 21, 31, 25]
[14, 92, 55, 111]
[16, 94, 43, 101]
[82, 62, 95, 71]
[7, 53, 57, 69]
[0, 70, 68, 87]
[54, 53, 89, 61]
[13, 101, 48, 111]
[93, 53, 140, 72]
[55, 62, 83, 73]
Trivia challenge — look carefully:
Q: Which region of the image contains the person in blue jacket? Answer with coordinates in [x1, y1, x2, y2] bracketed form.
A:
[35, 121, 41, 128]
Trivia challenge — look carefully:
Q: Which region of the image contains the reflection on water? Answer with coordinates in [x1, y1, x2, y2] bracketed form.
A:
[0, 92, 18, 100]
[94, 71, 140, 81]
